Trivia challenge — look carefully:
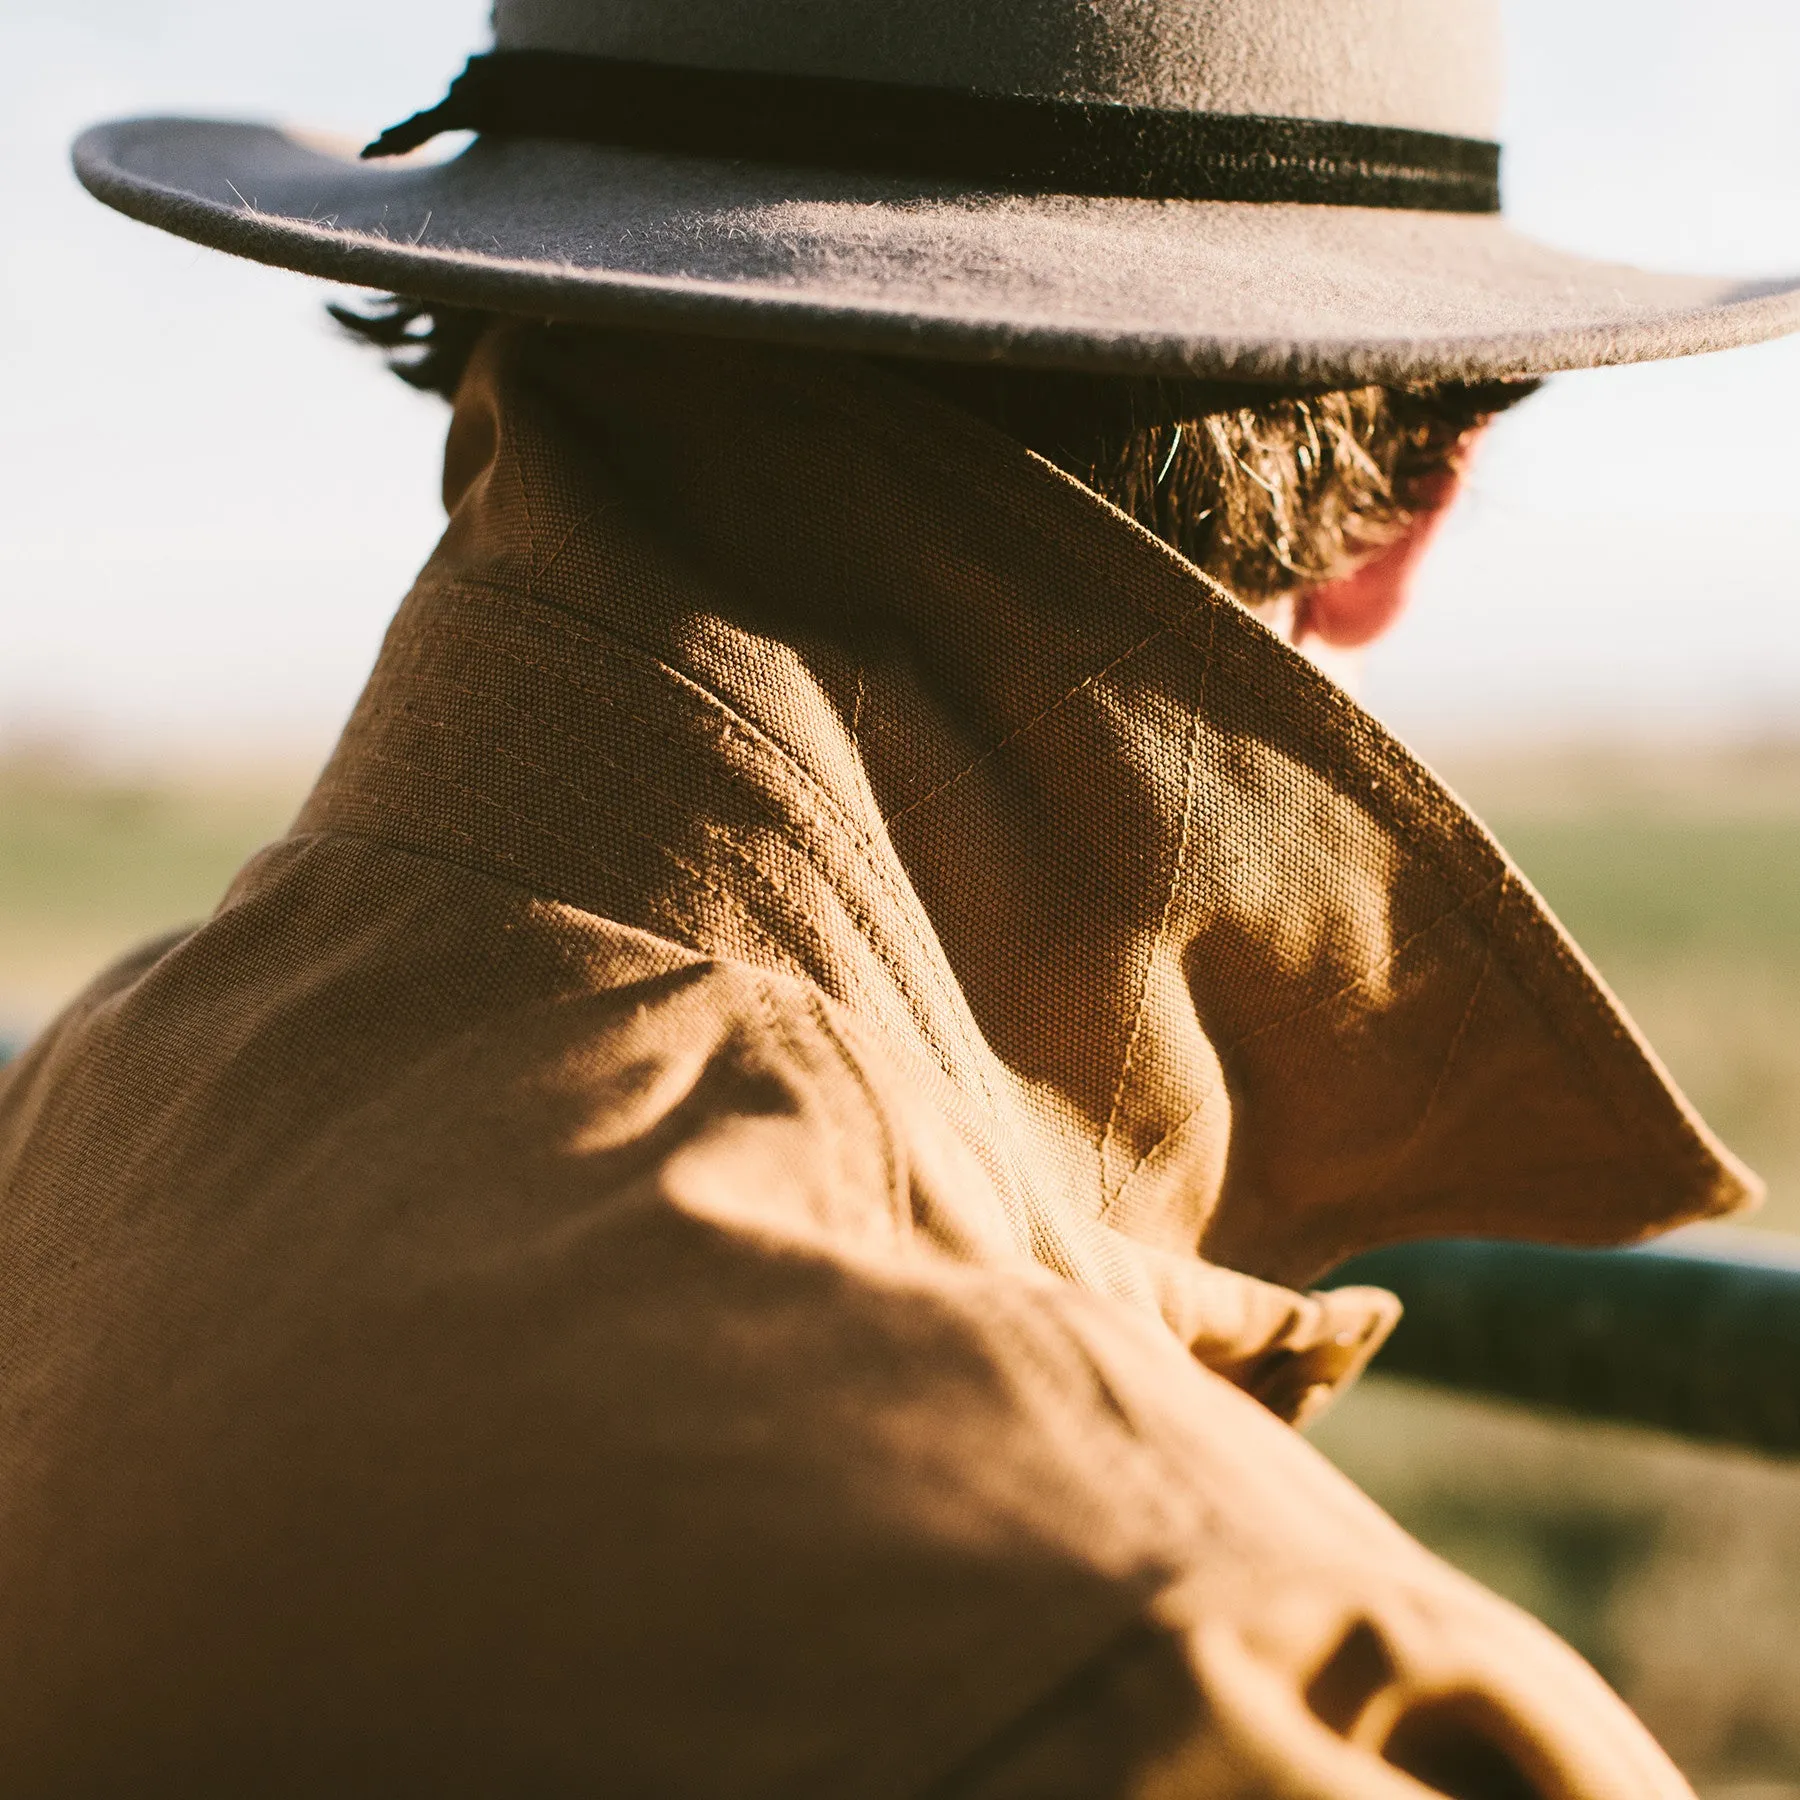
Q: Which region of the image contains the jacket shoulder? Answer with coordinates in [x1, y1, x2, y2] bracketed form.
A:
[0, 827, 908, 1257]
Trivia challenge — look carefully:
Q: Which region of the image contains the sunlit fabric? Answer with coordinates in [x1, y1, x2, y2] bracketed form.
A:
[0, 326, 1749, 1795]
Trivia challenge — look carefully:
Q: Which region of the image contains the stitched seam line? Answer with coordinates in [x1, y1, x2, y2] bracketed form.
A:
[1219, 873, 1507, 1056]
[383, 586, 1002, 1105]
[882, 625, 1167, 829]
[803, 989, 910, 1244]
[477, 581, 902, 877]
[269, 825, 714, 968]
[346, 717, 909, 1051]
[1148, 599, 1718, 1169]
[749, 973, 859, 1215]
[363, 661, 978, 1089]
[1107, 1092, 1214, 1224]
[1110, 873, 1507, 1208]
[408, 589, 964, 1018]
[324, 742, 804, 976]
[1097, 607, 1213, 1214]
[1362, 930, 1497, 1202]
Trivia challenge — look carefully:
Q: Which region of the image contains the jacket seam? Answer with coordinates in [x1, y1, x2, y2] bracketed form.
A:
[387, 585, 995, 1099]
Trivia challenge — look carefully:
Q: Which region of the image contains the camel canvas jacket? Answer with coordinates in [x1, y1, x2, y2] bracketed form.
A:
[0, 326, 1755, 1797]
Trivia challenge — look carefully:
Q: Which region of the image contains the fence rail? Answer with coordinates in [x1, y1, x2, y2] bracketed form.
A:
[1327, 1232, 1800, 1457]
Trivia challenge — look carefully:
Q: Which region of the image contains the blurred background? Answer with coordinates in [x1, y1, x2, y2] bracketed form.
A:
[3, 1, 1797, 1791]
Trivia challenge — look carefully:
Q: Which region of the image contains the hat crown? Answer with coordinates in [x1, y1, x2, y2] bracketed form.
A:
[493, 0, 1503, 137]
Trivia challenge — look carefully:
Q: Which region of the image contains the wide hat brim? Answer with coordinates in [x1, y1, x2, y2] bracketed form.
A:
[75, 115, 1800, 385]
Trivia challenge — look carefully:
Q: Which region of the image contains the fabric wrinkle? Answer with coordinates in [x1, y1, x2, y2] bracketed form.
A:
[0, 321, 1754, 1799]
[1217, 873, 1506, 1057]
[430, 577, 995, 1092]
[1387, 931, 1499, 1185]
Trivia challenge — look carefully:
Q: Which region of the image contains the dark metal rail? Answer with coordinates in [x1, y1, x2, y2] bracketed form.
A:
[1327, 1232, 1800, 1458]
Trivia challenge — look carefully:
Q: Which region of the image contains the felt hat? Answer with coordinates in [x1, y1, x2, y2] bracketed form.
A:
[73, 0, 1800, 385]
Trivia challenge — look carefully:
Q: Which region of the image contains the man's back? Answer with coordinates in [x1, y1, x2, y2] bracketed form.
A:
[0, 326, 1741, 1795]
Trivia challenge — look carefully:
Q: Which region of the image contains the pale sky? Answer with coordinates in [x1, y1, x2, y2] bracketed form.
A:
[3, 0, 1797, 767]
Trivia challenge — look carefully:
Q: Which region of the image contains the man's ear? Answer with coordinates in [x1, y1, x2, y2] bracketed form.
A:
[1290, 465, 1468, 652]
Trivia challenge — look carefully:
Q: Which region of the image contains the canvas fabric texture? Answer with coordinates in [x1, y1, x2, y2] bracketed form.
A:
[0, 326, 1752, 1796]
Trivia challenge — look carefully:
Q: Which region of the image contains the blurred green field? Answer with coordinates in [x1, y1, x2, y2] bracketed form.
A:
[0, 751, 309, 1040]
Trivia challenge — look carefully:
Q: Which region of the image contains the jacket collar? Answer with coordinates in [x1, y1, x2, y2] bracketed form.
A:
[298, 324, 1753, 1287]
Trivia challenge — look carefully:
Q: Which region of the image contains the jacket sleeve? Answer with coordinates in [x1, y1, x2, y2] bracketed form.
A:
[0, 934, 1693, 1800]
[933, 1575, 1697, 1800]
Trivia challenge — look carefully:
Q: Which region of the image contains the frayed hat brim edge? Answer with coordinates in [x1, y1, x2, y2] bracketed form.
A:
[74, 116, 1800, 386]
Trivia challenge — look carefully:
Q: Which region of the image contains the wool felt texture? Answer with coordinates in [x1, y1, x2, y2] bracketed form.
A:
[74, 117, 1800, 385]
[69, 0, 1800, 383]
[493, 0, 1507, 135]
[0, 327, 1745, 1793]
